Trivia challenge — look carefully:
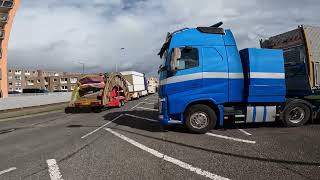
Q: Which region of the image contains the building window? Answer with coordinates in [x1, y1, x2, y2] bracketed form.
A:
[70, 78, 78, 84]
[37, 79, 41, 83]
[27, 80, 34, 85]
[53, 78, 57, 82]
[15, 82, 21, 87]
[8, 82, 12, 86]
[14, 75, 21, 80]
[8, 69, 12, 73]
[3, 1, 14, 8]
[15, 70, 22, 74]
[54, 86, 58, 90]
[60, 78, 68, 84]
[8, 76, 12, 79]
[61, 86, 68, 90]
[71, 85, 75, 90]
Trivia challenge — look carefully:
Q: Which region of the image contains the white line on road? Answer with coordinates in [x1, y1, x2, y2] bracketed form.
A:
[238, 129, 252, 136]
[0, 167, 16, 176]
[135, 107, 158, 111]
[142, 102, 155, 105]
[124, 113, 159, 123]
[206, 133, 256, 144]
[105, 128, 229, 180]
[131, 102, 143, 110]
[81, 114, 124, 139]
[47, 159, 63, 180]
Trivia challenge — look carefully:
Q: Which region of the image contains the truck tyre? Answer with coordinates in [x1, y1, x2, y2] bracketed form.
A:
[282, 102, 311, 127]
[185, 104, 216, 134]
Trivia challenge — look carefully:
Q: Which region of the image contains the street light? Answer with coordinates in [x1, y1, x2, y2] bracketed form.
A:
[116, 48, 125, 72]
[78, 62, 85, 74]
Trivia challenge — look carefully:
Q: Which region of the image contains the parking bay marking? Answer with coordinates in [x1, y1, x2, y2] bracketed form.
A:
[206, 133, 256, 144]
[81, 114, 124, 139]
[105, 128, 230, 180]
[0, 167, 16, 176]
[135, 106, 158, 111]
[47, 159, 63, 180]
[131, 102, 143, 110]
[142, 102, 155, 105]
[238, 129, 252, 136]
[124, 113, 158, 123]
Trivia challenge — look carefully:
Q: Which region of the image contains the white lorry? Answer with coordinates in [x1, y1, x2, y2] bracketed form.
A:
[147, 77, 158, 94]
[121, 71, 148, 99]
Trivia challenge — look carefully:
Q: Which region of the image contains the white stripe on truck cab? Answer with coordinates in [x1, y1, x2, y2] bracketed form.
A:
[160, 72, 284, 86]
[250, 72, 285, 79]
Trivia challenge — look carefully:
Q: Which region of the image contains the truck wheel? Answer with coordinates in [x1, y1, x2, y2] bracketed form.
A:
[283, 102, 310, 127]
[185, 104, 216, 134]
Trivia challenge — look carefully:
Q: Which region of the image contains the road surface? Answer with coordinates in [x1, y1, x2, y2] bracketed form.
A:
[0, 94, 319, 180]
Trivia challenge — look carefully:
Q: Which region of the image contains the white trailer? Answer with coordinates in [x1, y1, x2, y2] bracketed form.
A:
[121, 71, 148, 99]
[147, 77, 159, 94]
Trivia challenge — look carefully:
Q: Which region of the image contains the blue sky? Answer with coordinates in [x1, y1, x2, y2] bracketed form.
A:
[7, 0, 320, 76]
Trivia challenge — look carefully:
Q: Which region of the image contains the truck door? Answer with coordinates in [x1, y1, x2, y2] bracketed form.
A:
[165, 46, 202, 95]
[202, 47, 228, 103]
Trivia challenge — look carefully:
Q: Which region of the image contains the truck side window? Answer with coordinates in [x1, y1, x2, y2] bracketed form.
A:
[177, 47, 199, 70]
[284, 46, 306, 77]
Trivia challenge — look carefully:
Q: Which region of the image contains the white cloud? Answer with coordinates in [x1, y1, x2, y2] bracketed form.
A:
[8, 0, 320, 76]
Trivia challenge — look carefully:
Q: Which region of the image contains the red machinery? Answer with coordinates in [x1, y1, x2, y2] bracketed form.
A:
[67, 73, 130, 111]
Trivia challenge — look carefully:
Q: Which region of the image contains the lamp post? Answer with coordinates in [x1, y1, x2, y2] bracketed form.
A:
[78, 62, 85, 74]
[116, 48, 125, 72]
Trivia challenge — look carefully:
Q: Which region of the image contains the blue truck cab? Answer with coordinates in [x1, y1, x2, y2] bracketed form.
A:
[158, 22, 318, 133]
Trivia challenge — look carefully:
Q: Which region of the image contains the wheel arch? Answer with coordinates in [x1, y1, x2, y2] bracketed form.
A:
[183, 99, 220, 124]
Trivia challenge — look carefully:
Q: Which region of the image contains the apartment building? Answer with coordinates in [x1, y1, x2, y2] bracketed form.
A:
[0, 0, 20, 97]
[8, 68, 82, 93]
[46, 75, 80, 92]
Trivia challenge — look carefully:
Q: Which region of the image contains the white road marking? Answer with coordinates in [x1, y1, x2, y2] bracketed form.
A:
[0, 167, 16, 176]
[142, 102, 155, 105]
[105, 128, 229, 180]
[135, 107, 158, 111]
[47, 159, 63, 180]
[81, 114, 124, 139]
[206, 133, 256, 144]
[238, 129, 252, 136]
[124, 113, 159, 123]
[146, 97, 158, 100]
[131, 102, 143, 110]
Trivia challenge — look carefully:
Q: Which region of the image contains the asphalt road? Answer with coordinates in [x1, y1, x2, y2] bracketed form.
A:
[0, 94, 319, 180]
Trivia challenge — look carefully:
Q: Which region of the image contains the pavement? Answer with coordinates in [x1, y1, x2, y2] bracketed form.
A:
[0, 92, 71, 111]
[0, 94, 319, 180]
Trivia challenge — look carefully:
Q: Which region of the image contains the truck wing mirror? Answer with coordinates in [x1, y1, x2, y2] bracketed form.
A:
[171, 48, 181, 72]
